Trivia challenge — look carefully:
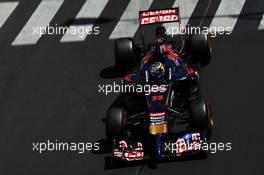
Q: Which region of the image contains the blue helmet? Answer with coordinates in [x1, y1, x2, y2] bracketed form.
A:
[149, 62, 165, 79]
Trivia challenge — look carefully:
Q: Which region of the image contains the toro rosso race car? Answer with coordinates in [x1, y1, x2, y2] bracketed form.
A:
[105, 7, 213, 166]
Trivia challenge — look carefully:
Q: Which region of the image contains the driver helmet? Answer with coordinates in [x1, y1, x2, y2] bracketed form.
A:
[149, 62, 165, 79]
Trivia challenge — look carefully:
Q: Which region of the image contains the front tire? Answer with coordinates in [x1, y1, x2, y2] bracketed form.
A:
[105, 108, 128, 140]
[190, 100, 213, 139]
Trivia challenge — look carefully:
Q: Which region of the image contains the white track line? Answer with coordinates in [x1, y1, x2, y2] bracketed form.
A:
[0, 2, 19, 28]
[210, 0, 246, 30]
[258, 14, 264, 30]
[163, 0, 199, 29]
[12, 0, 63, 46]
[60, 0, 108, 42]
[109, 0, 153, 39]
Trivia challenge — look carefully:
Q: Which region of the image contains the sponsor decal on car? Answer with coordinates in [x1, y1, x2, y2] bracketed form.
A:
[150, 112, 166, 117]
[163, 132, 205, 155]
[139, 8, 179, 25]
[152, 95, 163, 101]
[113, 140, 144, 161]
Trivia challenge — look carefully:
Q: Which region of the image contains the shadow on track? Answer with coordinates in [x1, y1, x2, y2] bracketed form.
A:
[100, 65, 126, 79]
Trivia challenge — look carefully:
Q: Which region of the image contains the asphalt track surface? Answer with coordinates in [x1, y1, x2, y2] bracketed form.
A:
[0, 0, 264, 174]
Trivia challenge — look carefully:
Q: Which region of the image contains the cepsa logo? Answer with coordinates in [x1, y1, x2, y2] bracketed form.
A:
[139, 8, 179, 25]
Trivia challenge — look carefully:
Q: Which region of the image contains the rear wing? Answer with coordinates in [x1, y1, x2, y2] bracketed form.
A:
[139, 7, 180, 25]
[138, 7, 183, 44]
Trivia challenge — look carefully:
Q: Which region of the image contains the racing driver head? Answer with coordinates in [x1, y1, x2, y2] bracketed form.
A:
[149, 62, 166, 82]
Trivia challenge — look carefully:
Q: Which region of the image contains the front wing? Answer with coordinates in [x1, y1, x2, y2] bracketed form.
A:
[112, 131, 206, 161]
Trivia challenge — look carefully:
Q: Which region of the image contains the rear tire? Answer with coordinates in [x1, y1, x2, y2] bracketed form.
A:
[187, 33, 212, 67]
[115, 38, 136, 67]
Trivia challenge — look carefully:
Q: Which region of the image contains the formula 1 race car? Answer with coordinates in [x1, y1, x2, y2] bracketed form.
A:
[104, 7, 213, 166]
